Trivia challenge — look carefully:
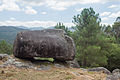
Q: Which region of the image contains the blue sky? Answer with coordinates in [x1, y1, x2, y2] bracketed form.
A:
[0, 0, 120, 28]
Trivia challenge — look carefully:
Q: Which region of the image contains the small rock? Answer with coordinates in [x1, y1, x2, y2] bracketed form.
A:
[112, 69, 120, 80]
[36, 68, 42, 70]
[66, 59, 80, 68]
[38, 65, 51, 70]
[0, 54, 10, 60]
[80, 68, 88, 71]
[106, 75, 117, 80]
[54, 63, 66, 68]
[1, 70, 5, 74]
[112, 69, 120, 75]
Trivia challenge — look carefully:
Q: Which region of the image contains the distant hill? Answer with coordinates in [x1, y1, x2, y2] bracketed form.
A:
[29, 27, 45, 30]
[29, 26, 55, 30]
[0, 26, 28, 43]
[0, 26, 55, 43]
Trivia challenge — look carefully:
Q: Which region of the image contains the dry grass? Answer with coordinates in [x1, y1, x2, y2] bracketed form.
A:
[0, 66, 107, 80]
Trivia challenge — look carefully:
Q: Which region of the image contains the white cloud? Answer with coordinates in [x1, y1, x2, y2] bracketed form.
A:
[0, 0, 21, 11]
[20, 0, 45, 6]
[10, 17, 16, 20]
[0, 0, 37, 15]
[108, 5, 118, 8]
[45, 0, 75, 11]
[102, 17, 109, 21]
[20, 0, 119, 11]
[76, 8, 84, 12]
[64, 22, 75, 27]
[24, 6, 37, 15]
[100, 12, 111, 16]
[1, 0, 119, 11]
[41, 12, 47, 15]
[109, 11, 120, 18]
[0, 20, 74, 28]
[0, 0, 120, 11]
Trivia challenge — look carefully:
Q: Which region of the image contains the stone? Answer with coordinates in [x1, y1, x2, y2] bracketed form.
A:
[106, 75, 116, 80]
[66, 59, 80, 68]
[54, 63, 66, 68]
[112, 69, 120, 75]
[13, 29, 75, 61]
[0, 54, 10, 60]
[87, 67, 111, 75]
[112, 69, 120, 80]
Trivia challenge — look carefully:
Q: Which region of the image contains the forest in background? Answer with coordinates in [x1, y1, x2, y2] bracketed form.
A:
[55, 7, 120, 71]
[0, 7, 120, 71]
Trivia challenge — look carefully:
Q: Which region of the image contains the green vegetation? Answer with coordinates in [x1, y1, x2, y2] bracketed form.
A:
[55, 22, 72, 36]
[34, 57, 54, 62]
[0, 40, 13, 55]
[55, 7, 120, 71]
[72, 7, 108, 67]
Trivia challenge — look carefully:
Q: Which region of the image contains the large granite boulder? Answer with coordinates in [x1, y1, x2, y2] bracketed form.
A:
[13, 29, 75, 61]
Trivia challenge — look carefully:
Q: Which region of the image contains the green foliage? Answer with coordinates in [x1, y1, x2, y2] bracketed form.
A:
[34, 57, 54, 62]
[112, 21, 120, 43]
[55, 22, 72, 36]
[106, 43, 120, 71]
[0, 40, 13, 55]
[71, 8, 120, 71]
[72, 7, 108, 67]
[72, 7, 101, 32]
[104, 25, 113, 36]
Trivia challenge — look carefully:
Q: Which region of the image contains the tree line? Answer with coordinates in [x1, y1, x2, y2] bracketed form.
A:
[55, 7, 120, 71]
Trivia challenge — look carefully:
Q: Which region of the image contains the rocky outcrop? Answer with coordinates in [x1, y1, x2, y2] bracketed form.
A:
[106, 69, 120, 80]
[13, 29, 75, 61]
[0, 54, 76, 70]
[88, 67, 120, 80]
[87, 67, 111, 75]
[0, 54, 35, 69]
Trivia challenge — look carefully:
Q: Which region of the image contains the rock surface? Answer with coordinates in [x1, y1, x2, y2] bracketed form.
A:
[106, 69, 120, 80]
[0, 54, 75, 70]
[88, 67, 120, 80]
[0, 54, 10, 60]
[66, 59, 80, 68]
[13, 29, 75, 61]
[87, 67, 111, 75]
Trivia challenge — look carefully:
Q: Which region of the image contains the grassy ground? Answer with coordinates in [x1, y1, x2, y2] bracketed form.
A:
[0, 66, 107, 80]
[0, 55, 107, 80]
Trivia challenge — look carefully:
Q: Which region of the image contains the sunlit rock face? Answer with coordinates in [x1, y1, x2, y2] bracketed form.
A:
[13, 29, 75, 61]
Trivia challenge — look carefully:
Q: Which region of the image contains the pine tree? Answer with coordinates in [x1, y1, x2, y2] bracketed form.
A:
[55, 22, 71, 36]
[72, 8, 108, 67]
[112, 17, 120, 43]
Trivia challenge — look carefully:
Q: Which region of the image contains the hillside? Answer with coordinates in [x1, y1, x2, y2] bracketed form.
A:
[0, 26, 28, 43]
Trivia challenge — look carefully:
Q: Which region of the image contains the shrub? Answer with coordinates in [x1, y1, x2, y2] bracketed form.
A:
[0, 40, 13, 55]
